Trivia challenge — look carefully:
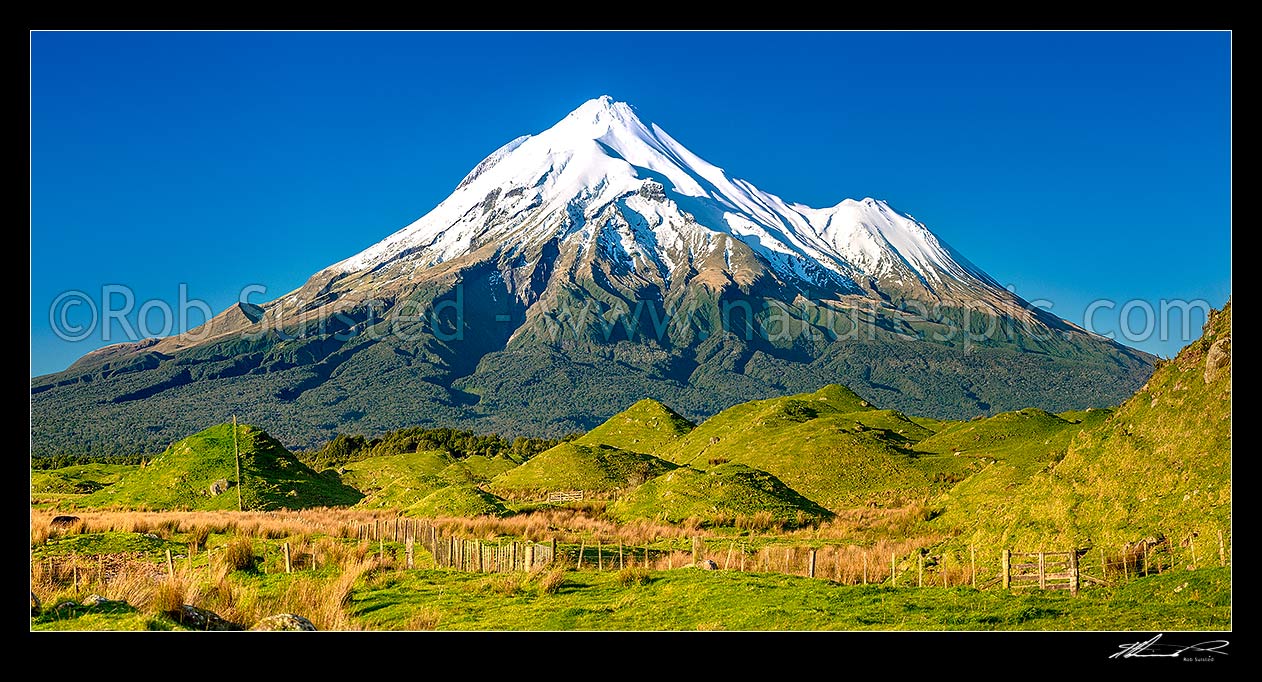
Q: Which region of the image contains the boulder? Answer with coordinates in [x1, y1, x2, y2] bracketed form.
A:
[695, 559, 718, 570]
[169, 604, 240, 631]
[81, 594, 115, 607]
[250, 614, 318, 631]
[208, 479, 229, 496]
[1205, 337, 1231, 384]
[49, 515, 80, 528]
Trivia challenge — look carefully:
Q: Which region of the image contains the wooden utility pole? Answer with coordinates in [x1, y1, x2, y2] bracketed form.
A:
[234, 415, 243, 512]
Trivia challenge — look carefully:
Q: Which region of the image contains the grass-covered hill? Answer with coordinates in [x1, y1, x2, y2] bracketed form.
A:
[937, 302, 1232, 551]
[574, 399, 695, 454]
[488, 443, 677, 497]
[80, 424, 362, 510]
[656, 385, 963, 509]
[31, 463, 136, 495]
[335, 450, 457, 509]
[608, 463, 833, 525]
[406, 485, 510, 518]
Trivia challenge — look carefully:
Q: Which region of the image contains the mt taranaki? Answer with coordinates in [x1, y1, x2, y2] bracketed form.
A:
[32, 97, 1154, 456]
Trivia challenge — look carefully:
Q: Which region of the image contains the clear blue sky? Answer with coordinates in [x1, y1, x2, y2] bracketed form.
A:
[31, 31, 1231, 376]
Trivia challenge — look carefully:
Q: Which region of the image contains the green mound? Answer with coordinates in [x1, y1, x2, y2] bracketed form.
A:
[31, 463, 136, 494]
[406, 485, 510, 518]
[941, 302, 1232, 550]
[488, 443, 677, 496]
[608, 463, 832, 525]
[914, 407, 1089, 458]
[659, 385, 965, 509]
[459, 454, 519, 480]
[339, 450, 455, 509]
[81, 424, 362, 510]
[575, 398, 695, 453]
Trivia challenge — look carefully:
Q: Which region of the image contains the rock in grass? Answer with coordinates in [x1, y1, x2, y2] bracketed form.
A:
[250, 614, 317, 631]
[169, 604, 239, 631]
[695, 559, 718, 570]
[81, 594, 116, 607]
[1205, 337, 1230, 383]
[30, 592, 40, 616]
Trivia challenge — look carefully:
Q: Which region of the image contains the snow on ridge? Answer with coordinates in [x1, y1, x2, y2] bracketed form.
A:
[324, 96, 1003, 299]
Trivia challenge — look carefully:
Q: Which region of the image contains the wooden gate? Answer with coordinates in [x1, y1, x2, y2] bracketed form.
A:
[1002, 549, 1080, 595]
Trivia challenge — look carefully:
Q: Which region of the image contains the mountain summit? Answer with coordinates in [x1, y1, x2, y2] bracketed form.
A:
[32, 97, 1155, 456]
[325, 96, 1004, 308]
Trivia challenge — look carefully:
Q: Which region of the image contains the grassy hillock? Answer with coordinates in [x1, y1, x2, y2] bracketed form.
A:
[657, 385, 967, 510]
[575, 399, 695, 454]
[31, 463, 136, 495]
[336, 451, 455, 509]
[80, 424, 362, 510]
[488, 443, 676, 497]
[406, 485, 510, 518]
[937, 302, 1232, 552]
[608, 463, 832, 525]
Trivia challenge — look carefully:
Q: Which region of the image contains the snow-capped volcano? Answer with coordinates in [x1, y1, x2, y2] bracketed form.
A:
[326, 96, 1003, 306]
[33, 95, 1157, 458]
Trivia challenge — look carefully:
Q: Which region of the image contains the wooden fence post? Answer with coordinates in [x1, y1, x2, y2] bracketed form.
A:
[1219, 530, 1226, 566]
[863, 552, 868, 585]
[692, 536, 701, 565]
[1001, 549, 1010, 590]
[970, 545, 977, 589]
[166, 548, 175, 580]
[619, 541, 624, 570]
[1038, 551, 1046, 590]
[1123, 545, 1130, 579]
[406, 536, 414, 569]
[725, 542, 734, 571]
[283, 542, 292, 574]
[917, 552, 923, 588]
[1100, 547, 1106, 579]
[740, 544, 746, 572]
[891, 552, 897, 587]
[1190, 536, 1197, 569]
[1070, 550, 1080, 596]
[525, 544, 534, 571]
[597, 539, 603, 571]
[551, 538, 557, 567]
[576, 541, 584, 570]
[1143, 544, 1149, 577]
